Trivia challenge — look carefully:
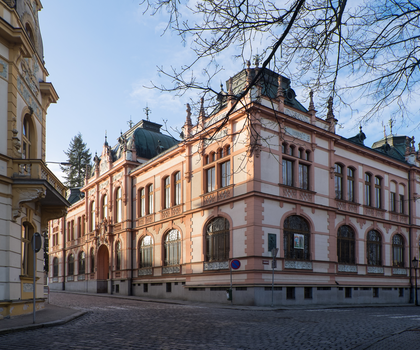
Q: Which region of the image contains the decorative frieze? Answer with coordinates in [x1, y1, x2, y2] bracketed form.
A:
[138, 268, 153, 276]
[284, 108, 311, 124]
[201, 186, 233, 207]
[204, 261, 229, 270]
[284, 260, 312, 270]
[392, 268, 407, 275]
[17, 76, 42, 121]
[77, 274, 85, 281]
[283, 188, 297, 199]
[367, 266, 384, 274]
[163, 266, 180, 274]
[284, 126, 311, 142]
[338, 264, 357, 273]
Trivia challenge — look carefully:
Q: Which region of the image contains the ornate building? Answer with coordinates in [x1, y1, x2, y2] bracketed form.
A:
[49, 64, 420, 306]
[0, 0, 68, 318]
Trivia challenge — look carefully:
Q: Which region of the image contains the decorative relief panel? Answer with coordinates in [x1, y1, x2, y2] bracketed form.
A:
[284, 108, 311, 124]
[283, 188, 297, 199]
[138, 268, 153, 276]
[99, 181, 109, 190]
[338, 264, 357, 273]
[113, 172, 123, 182]
[392, 268, 407, 275]
[0, 58, 8, 79]
[284, 126, 311, 142]
[88, 188, 95, 196]
[204, 261, 229, 270]
[17, 76, 42, 121]
[284, 260, 312, 269]
[163, 266, 180, 274]
[300, 191, 312, 202]
[367, 266, 384, 274]
[23, 283, 33, 292]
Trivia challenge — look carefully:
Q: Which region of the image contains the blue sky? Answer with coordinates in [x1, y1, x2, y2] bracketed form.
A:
[38, 1, 418, 181]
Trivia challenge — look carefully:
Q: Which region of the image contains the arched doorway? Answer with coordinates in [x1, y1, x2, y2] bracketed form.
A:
[97, 245, 109, 293]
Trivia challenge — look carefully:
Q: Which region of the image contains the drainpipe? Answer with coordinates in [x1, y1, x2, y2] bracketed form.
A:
[62, 214, 67, 291]
[129, 176, 134, 296]
[409, 169, 413, 304]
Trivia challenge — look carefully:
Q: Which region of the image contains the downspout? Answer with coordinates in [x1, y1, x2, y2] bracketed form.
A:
[62, 214, 67, 291]
[409, 169, 413, 304]
[129, 175, 134, 296]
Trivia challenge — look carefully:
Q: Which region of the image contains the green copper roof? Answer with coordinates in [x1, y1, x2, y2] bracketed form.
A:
[133, 120, 179, 159]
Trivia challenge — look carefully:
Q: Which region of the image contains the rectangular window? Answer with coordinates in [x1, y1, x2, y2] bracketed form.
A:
[268, 233, 277, 252]
[299, 163, 309, 190]
[399, 288, 404, 297]
[334, 164, 343, 199]
[148, 184, 154, 214]
[166, 282, 172, 293]
[390, 192, 396, 212]
[175, 173, 181, 205]
[143, 283, 148, 293]
[206, 167, 215, 192]
[347, 168, 354, 202]
[399, 194, 404, 214]
[373, 287, 379, 298]
[304, 287, 312, 299]
[140, 188, 145, 217]
[286, 287, 295, 300]
[365, 174, 371, 206]
[282, 159, 293, 186]
[375, 177, 381, 208]
[220, 161, 231, 188]
[164, 177, 170, 209]
[345, 287, 352, 298]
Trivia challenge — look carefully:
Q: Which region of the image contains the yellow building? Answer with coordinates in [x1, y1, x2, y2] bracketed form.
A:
[0, 0, 68, 318]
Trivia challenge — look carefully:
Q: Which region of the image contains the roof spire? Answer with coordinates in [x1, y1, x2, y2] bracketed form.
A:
[186, 103, 192, 127]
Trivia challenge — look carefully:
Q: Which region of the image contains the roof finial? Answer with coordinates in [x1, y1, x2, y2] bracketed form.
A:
[199, 97, 205, 118]
[389, 119, 394, 135]
[143, 104, 151, 121]
[104, 130, 108, 146]
[326, 96, 334, 120]
[127, 116, 134, 128]
[186, 103, 192, 126]
[309, 90, 315, 111]
[277, 75, 283, 97]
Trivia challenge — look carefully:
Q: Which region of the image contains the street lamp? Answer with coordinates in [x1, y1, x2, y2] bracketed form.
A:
[412, 257, 419, 306]
[46, 161, 71, 166]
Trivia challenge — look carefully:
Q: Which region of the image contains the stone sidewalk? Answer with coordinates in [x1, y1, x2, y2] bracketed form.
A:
[0, 290, 416, 338]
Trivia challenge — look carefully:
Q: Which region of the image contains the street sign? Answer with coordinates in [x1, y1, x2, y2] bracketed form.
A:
[271, 260, 277, 268]
[31, 232, 42, 253]
[230, 259, 241, 270]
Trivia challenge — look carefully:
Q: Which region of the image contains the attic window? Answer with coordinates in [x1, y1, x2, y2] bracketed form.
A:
[25, 23, 35, 46]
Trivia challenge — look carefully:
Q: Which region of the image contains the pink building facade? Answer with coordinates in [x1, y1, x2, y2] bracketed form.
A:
[49, 67, 420, 306]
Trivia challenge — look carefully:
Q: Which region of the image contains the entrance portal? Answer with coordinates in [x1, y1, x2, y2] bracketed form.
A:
[97, 245, 109, 293]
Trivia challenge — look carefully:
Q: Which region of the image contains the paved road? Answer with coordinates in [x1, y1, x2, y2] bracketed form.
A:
[1, 293, 420, 349]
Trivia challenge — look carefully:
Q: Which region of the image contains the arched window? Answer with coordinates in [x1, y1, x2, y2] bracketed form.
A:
[116, 188, 122, 223]
[367, 230, 382, 266]
[115, 241, 122, 270]
[334, 164, 343, 199]
[174, 172, 181, 205]
[90, 247, 95, 273]
[53, 257, 59, 277]
[206, 217, 230, 262]
[22, 114, 33, 159]
[78, 251, 86, 275]
[392, 234, 404, 267]
[337, 225, 355, 264]
[68, 254, 75, 276]
[283, 215, 310, 260]
[164, 177, 170, 208]
[102, 195, 108, 219]
[164, 229, 181, 266]
[225, 145, 231, 156]
[139, 236, 153, 268]
[21, 222, 34, 276]
[90, 201, 95, 232]
[25, 23, 35, 46]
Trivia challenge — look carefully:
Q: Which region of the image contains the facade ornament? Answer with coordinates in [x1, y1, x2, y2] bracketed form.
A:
[277, 75, 284, 97]
[12, 187, 46, 221]
[326, 96, 338, 133]
[309, 90, 315, 112]
[118, 132, 127, 152]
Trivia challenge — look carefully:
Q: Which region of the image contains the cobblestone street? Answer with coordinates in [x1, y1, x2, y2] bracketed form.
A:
[2, 292, 420, 349]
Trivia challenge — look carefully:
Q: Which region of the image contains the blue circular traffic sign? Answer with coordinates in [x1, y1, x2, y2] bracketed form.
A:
[230, 259, 241, 270]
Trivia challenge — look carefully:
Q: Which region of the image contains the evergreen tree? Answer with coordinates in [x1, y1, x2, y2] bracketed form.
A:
[61, 133, 92, 188]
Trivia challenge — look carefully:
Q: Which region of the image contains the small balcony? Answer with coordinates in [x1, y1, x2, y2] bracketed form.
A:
[11, 159, 69, 222]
